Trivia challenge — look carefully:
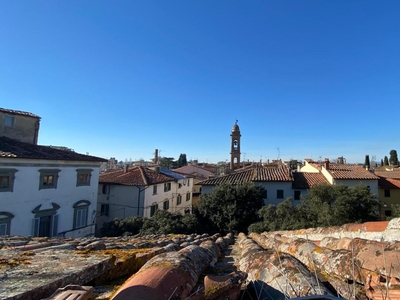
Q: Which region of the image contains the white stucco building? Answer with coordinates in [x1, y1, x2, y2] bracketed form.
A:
[300, 158, 379, 196]
[198, 165, 294, 206]
[0, 136, 106, 238]
[97, 166, 192, 233]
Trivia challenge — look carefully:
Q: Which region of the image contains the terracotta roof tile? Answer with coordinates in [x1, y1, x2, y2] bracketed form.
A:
[327, 164, 378, 180]
[0, 107, 40, 119]
[99, 166, 175, 186]
[292, 172, 330, 189]
[375, 170, 400, 179]
[0, 137, 106, 162]
[378, 177, 400, 189]
[198, 165, 292, 185]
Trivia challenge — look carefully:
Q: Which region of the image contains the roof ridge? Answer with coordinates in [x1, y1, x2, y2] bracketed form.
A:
[138, 166, 148, 186]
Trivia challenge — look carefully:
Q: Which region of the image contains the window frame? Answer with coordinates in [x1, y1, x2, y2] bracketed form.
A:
[384, 189, 391, 197]
[4, 115, 15, 127]
[277, 189, 284, 199]
[0, 169, 18, 193]
[100, 204, 109, 216]
[32, 203, 60, 237]
[76, 169, 93, 187]
[163, 200, 169, 210]
[294, 191, 301, 200]
[73, 200, 90, 229]
[150, 203, 158, 217]
[153, 184, 158, 195]
[186, 192, 191, 201]
[39, 169, 61, 190]
[177, 194, 182, 205]
[164, 182, 171, 192]
[0, 212, 14, 236]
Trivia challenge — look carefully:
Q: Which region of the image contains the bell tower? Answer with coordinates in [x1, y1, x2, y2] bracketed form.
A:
[230, 120, 241, 170]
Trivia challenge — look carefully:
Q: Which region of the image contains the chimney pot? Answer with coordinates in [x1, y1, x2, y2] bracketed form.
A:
[324, 158, 330, 170]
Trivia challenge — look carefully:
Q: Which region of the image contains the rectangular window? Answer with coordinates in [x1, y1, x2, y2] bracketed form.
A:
[294, 191, 301, 200]
[43, 175, 54, 186]
[178, 183, 182, 189]
[262, 189, 267, 199]
[101, 204, 109, 216]
[4, 116, 15, 127]
[0, 169, 18, 193]
[0, 223, 7, 236]
[102, 184, 109, 195]
[164, 182, 171, 192]
[153, 185, 157, 195]
[186, 192, 191, 201]
[0, 176, 10, 188]
[75, 208, 88, 228]
[76, 169, 93, 186]
[177, 194, 182, 205]
[187, 179, 190, 186]
[277, 190, 284, 199]
[163, 200, 169, 210]
[384, 190, 391, 197]
[385, 210, 392, 217]
[150, 204, 158, 217]
[39, 169, 60, 190]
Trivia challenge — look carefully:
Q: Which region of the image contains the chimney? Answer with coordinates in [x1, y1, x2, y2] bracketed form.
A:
[124, 164, 129, 173]
[324, 158, 330, 170]
[154, 149, 159, 164]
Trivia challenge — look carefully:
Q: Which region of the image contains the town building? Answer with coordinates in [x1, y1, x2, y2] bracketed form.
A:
[198, 165, 293, 206]
[97, 166, 192, 233]
[0, 108, 106, 238]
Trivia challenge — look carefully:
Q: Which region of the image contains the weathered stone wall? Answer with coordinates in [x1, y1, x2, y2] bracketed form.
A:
[0, 112, 39, 144]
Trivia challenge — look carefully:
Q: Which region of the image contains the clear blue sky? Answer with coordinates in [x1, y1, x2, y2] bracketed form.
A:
[1, 1, 399, 164]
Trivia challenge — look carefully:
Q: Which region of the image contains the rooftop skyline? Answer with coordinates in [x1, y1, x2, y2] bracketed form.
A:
[2, 1, 399, 164]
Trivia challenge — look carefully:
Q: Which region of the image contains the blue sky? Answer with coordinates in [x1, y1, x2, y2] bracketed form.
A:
[1, 1, 399, 164]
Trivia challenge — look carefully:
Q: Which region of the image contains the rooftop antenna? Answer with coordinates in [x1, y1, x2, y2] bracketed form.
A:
[277, 147, 280, 160]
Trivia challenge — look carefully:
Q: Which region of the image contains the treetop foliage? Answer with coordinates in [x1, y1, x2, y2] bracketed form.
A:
[197, 183, 265, 234]
[249, 183, 379, 233]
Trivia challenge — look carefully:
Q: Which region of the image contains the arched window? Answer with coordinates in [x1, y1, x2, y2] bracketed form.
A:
[0, 212, 14, 236]
[73, 200, 91, 229]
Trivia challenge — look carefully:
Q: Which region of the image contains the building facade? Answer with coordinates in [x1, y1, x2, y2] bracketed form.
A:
[0, 137, 105, 237]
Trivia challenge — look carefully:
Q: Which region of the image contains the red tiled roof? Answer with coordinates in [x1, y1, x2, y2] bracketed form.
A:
[378, 177, 400, 189]
[327, 164, 378, 180]
[0, 137, 106, 162]
[292, 172, 330, 189]
[99, 166, 175, 186]
[198, 166, 292, 185]
[375, 170, 400, 179]
[0, 107, 40, 119]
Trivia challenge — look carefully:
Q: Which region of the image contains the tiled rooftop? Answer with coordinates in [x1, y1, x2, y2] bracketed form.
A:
[198, 165, 292, 185]
[0, 107, 40, 119]
[99, 166, 175, 186]
[0, 137, 106, 162]
[327, 164, 379, 180]
[308, 161, 378, 180]
[378, 177, 400, 189]
[292, 172, 329, 189]
[375, 169, 400, 179]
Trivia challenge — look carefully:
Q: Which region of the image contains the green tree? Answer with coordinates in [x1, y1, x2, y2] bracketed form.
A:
[384, 156, 389, 166]
[100, 216, 144, 237]
[390, 150, 399, 166]
[364, 155, 370, 168]
[198, 183, 265, 234]
[159, 157, 177, 169]
[140, 210, 199, 234]
[249, 184, 379, 233]
[177, 154, 188, 167]
[380, 159, 384, 167]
